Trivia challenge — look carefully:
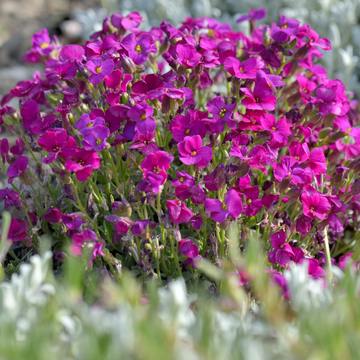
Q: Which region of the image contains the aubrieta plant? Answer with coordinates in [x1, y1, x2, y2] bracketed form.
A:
[1, 8, 360, 291]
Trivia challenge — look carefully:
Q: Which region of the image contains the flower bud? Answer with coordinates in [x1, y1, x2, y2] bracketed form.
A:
[351, 178, 360, 195]
[159, 37, 170, 55]
[279, 176, 291, 194]
[318, 127, 332, 139]
[303, 102, 314, 118]
[143, 243, 152, 251]
[349, 157, 360, 173]
[121, 93, 129, 105]
[262, 25, 271, 47]
[328, 131, 347, 142]
[219, 220, 229, 231]
[136, 65, 146, 73]
[294, 42, 311, 60]
[191, 26, 199, 43]
[162, 52, 179, 71]
[287, 92, 301, 107]
[121, 55, 136, 74]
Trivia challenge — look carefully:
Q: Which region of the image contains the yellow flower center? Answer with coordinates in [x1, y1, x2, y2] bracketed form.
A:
[96, 66, 102, 73]
[247, 199, 252, 205]
[221, 204, 228, 211]
[310, 206, 315, 211]
[53, 146, 60, 152]
[208, 29, 215, 37]
[239, 67, 244, 73]
[86, 122, 94, 127]
[40, 42, 49, 49]
[135, 45, 142, 53]
[179, 177, 185, 182]
[96, 139, 102, 145]
[219, 108, 227, 118]
[191, 151, 197, 156]
[185, 129, 191, 135]
[280, 23, 288, 29]
[271, 126, 277, 131]
[347, 128, 352, 133]
[140, 114, 147, 120]
[71, 217, 75, 220]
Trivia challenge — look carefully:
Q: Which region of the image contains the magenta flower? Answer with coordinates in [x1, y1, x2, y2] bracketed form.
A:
[268, 231, 295, 266]
[37, 128, 77, 164]
[241, 80, 276, 111]
[166, 200, 193, 224]
[178, 135, 212, 168]
[256, 70, 286, 91]
[65, 150, 101, 181]
[305, 148, 327, 175]
[6, 156, 30, 184]
[59, 44, 85, 61]
[175, 184, 206, 205]
[301, 192, 331, 219]
[131, 219, 149, 238]
[62, 213, 84, 230]
[288, 142, 310, 163]
[261, 114, 291, 148]
[81, 125, 110, 151]
[44, 61, 77, 84]
[11, 138, 25, 156]
[205, 189, 243, 223]
[271, 15, 300, 42]
[1, 139, 9, 163]
[299, 258, 326, 279]
[300, 25, 332, 51]
[111, 12, 142, 31]
[206, 96, 236, 128]
[237, 8, 266, 23]
[224, 57, 263, 80]
[71, 229, 104, 264]
[7, 219, 27, 242]
[296, 74, 317, 102]
[75, 114, 105, 132]
[170, 113, 207, 142]
[243, 186, 263, 216]
[172, 170, 196, 187]
[121, 33, 156, 65]
[127, 102, 156, 135]
[176, 44, 202, 68]
[141, 151, 174, 184]
[86, 59, 114, 84]
[0, 188, 22, 209]
[178, 238, 201, 268]
[130, 131, 159, 155]
[43, 207, 62, 223]
[23, 28, 58, 62]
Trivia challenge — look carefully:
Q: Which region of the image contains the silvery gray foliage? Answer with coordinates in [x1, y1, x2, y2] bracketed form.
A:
[284, 262, 333, 311]
[0, 251, 55, 339]
[68, 0, 360, 93]
[0, 251, 354, 359]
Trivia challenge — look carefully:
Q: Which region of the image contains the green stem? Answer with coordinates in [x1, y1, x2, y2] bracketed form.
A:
[107, 152, 120, 187]
[323, 226, 333, 281]
[169, 234, 182, 277]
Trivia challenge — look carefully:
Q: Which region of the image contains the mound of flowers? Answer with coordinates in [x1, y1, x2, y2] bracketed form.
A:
[0, 8, 359, 290]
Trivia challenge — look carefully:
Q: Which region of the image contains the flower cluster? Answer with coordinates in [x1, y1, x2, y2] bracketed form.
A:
[1, 9, 359, 287]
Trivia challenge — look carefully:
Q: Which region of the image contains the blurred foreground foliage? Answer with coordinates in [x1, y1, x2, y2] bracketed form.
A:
[0, 220, 360, 360]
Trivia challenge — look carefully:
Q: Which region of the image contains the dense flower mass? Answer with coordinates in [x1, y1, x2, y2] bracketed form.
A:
[1, 8, 360, 291]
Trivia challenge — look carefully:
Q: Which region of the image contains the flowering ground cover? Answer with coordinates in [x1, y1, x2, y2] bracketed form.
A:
[0, 7, 360, 316]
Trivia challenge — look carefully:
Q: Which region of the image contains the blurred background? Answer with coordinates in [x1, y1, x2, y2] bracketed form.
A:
[1, 0, 360, 102]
